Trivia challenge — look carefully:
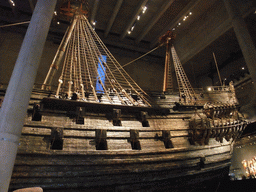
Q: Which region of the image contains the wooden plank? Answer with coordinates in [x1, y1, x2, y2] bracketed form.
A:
[18, 136, 48, 152]
[10, 162, 229, 189]
[63, 138, 94, 151]
[204, 152, 231, 164]
[140, 140, 166, 150]
[14, 145, 231, 166]
[107, 140, 133, 150]
[64, 130, 95, 137]
[21, 127, 51, 135]
[11, 158, 200, 178]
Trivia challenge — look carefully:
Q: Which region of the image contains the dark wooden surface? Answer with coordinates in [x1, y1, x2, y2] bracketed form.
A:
[8, 90, 236, 191]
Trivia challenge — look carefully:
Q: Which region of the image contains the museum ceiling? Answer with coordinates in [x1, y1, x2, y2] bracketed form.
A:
[0, 0, 255, 82]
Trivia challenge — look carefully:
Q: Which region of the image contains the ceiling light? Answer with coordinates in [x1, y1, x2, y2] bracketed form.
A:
[207, 87, 212, 91]
[242, 67, 245, 70]
[178, 23, 181, 25]
[189, 12, 192, 15]
[131, 26, 135, 31]
[142, 6, 147, 14]
[172, 28, 175, 31]
[92, 21, 96, 26]
[57, 21, 60, 25]
[9, 0, 15, 6]
[54, 11, 57, 15]
[183, 16, 188, 21]
[128, 31, 131, 34]
[137, 15, 141, 20]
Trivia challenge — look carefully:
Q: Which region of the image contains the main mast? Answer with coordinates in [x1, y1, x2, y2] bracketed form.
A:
[42, 1, 152, 107]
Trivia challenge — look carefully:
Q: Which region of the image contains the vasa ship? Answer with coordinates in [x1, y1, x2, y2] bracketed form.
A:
[6, 2, 248, 191]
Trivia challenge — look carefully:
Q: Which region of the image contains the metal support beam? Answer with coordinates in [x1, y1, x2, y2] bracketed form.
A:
[90, 0, 100, 25]
[177, 6, 253, 67]
[135, 0, 175, 44]
[150, 0, 201, 48]
[0, 0, 57, 191]
[104, 0, 123, 38]
[28, 0, 34, 12]
[120, 0, 148, 41]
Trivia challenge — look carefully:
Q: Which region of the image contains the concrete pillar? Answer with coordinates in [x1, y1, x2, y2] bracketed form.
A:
[223, 0, 256, 121]
[223, 0, 256, 90]
[0, 0, 57, 191]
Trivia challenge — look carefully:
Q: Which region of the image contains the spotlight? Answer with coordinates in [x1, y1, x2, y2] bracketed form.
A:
[137, 15, 141, 20]
[183, 16, 187, 21]
[142, 6, 147, 14]
[128, 31, 131, 34]
[9, 0, 15, 6]
[189, 12, 192, 15]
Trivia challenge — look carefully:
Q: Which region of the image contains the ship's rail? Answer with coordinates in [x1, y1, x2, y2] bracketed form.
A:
[0, 83, 235, 110]
[204, 86, 230, 92]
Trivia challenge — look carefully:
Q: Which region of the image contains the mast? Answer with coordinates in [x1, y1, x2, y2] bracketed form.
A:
[159, 30, 198, 105]
[42, 16, 78, 90]
[42, 1, 152, 107]
[159, 30, 175, 93]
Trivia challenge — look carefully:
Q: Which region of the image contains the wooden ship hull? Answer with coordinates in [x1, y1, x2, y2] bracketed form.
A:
[4, 7, 248, 191]
[7, 86, 246, 191]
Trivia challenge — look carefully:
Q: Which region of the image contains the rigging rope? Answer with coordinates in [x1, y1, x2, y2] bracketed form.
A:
[50, 14, 153, 107]
[0, 21, 30, 28]
[121, 43, 165, 69]
[213, 52, 223, 86]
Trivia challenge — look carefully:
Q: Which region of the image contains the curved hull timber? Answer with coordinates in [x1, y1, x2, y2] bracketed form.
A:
[7, 88, 244, 191]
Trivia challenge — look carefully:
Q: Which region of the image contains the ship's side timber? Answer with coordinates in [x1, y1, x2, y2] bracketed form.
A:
[8, 91, 235, 191]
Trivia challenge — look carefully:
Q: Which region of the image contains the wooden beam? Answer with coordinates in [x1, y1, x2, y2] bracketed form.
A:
[104, 0, 123, 38]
